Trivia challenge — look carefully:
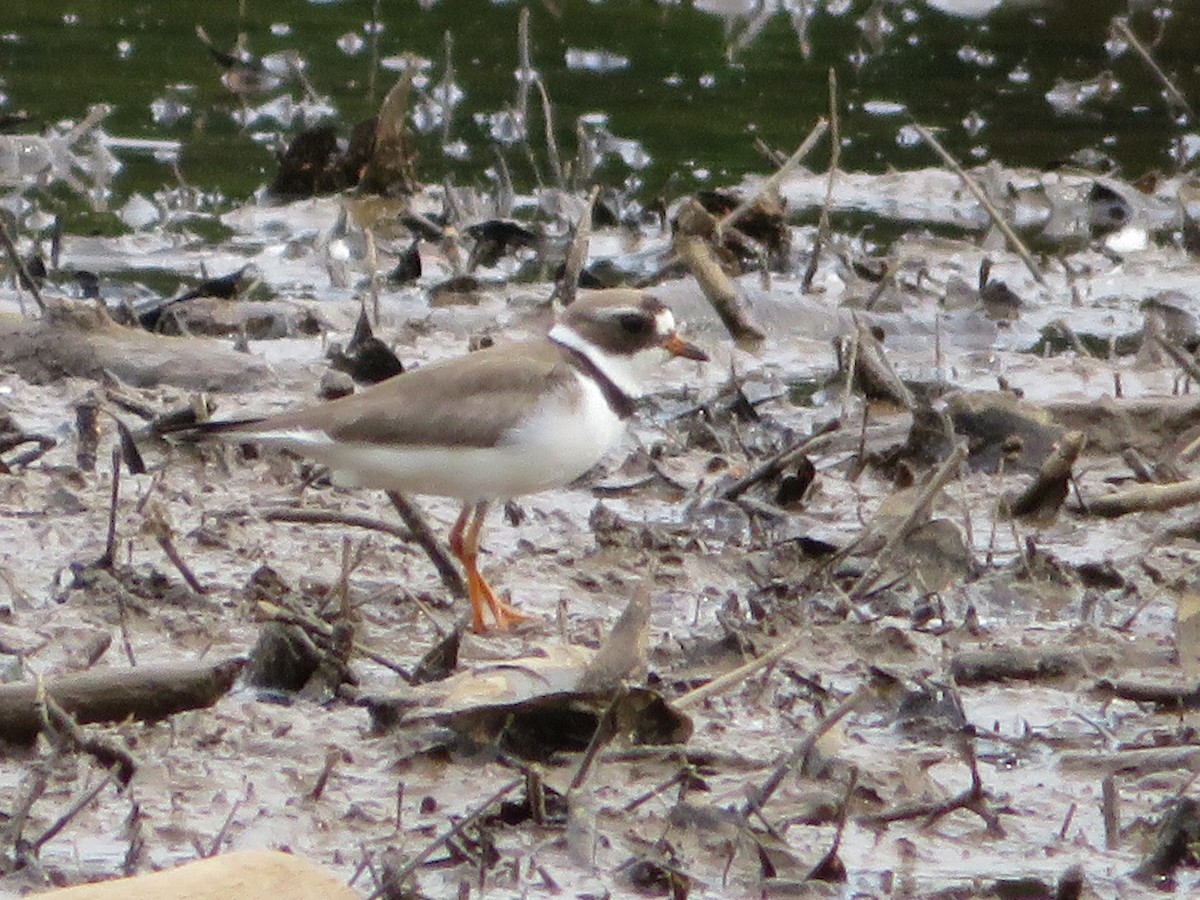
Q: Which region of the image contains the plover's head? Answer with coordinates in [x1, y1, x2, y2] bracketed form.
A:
[549, 290, 708, 397]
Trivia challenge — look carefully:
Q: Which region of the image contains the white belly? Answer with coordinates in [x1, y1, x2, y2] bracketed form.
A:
[258, 373, 627, 501]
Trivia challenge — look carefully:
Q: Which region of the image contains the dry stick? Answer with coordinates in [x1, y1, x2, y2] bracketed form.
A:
[1102, 774, 1119, 850]
[622, 770, 690, 814]
[675, 635, 803, 710]
[674, 226, 767, 348]
[155, 531, 208, 594]
[30, 772, 116, 854]
[912, 123, 1046, 287]
[1112, 17, 1194, 118]
[741, 684, 870, 817]
[386, 491, 467, 599]
[206, 793, 244, 858]
[101, 445, 121, 569]
[569, 688, 626, 790]
[838, 331, 860, 419]
[849, 442, 969, 601]
[41, 690, 137, 785]
[802, 68, 841, 293]
[555, 184, 601, 307]
[376, 777, 523, 893]
[720, 419, 841, 501]
[805, 767, 856, 881]
[533, 77, 564, 189]
[1085, 478, 1200, 518]
[0, 218, 47, 314]
[1151, 332, 1200, 384]
[1005, 430, 1086, 520]
[5, 763, 49, 850]
[515, 7, 532, 126]
[366, 0, 381, 105]
[1054, 318, 1092, 358]
[716, 117, 829, 238]
[251, 506, 415, 542]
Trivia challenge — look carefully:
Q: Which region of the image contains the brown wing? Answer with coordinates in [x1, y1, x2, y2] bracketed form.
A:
[250, 341, 577, 449]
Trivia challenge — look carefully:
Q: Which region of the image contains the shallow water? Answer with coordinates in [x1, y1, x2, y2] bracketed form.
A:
[3, 0, 1198, 220]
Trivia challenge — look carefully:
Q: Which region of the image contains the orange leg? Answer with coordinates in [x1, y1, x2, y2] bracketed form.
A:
[449, 501, 529, 633]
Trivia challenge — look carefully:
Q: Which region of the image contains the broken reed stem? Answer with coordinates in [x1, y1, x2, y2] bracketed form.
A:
[380, 777, 522, 891]
[911, 123, 1046, 286]
[1111, 17, 1194, 118]
[102, 445, 121, 568]
[0, 218, 47, 314]
[838, 332, 859, 419]
[515, 7, 532, 125]
[1055, 318, 1092, 358]
[717, 117, 829, 238]
[366, 0, 381, 105]
[555, 184, 600, 307]
[802, 68, 841, 293]
[6, 763, 50, 850]
[849, 442, 969, 600]
[675, 635, 802, 709]
[206, 795, 244, 858]
[534, 77, 564, 189]
[1102, 774, 1119, 849]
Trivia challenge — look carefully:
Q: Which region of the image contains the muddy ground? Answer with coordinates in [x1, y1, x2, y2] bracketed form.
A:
[4, 165, 1200, 898]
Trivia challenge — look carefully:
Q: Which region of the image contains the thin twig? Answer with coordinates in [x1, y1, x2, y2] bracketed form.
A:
[255, 599, 414, 683]
[742, 684, 870, 816]
[30, 773, 116, 854]
[155, 532, 207, 594]
[555, 184, 600, 306]
[386, 492, 467, 599]
[1112, 17, 1193, 118]
[717, 118, 829, 237]
[372, 777, 522, 892]
[569, 688, 626, 790]
[849, 442, 969, 600]
[1151, 332, 1200, 384]
[720, 419, 840, 501]
[802, 68, 841, 293]
[912, 123, 1045, 286]
[101, 445, 121, 569]
[675, 635, 802, 710]
[533, 77, 564, 189]
[0, 217, 47, 314]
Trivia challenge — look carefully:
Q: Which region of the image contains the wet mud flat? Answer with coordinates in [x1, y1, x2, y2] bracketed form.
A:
[7, 149, 1200, 900]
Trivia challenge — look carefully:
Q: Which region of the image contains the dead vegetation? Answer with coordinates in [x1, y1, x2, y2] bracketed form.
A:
[5, 10, 1200, 900]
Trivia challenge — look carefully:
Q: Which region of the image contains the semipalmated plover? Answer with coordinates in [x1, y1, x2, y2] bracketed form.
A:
[179, 289, 707, 632]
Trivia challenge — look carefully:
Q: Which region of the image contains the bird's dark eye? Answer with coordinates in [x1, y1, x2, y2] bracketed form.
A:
[617, 313, 651, 335]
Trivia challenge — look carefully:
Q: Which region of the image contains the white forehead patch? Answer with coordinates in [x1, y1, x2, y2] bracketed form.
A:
[654, 309, 676, 338]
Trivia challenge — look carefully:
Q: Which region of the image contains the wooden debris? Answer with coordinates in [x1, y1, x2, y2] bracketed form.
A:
[0, 658, 245, 745]
[1005, 430, 1086, 520]
[840, 320, 915, 409]
[0, 300, 271, 391]
[949, 390, 1065, 474]
[673, 198, 767, 349]
[949, 646, 1096, 685]
[357, 69, 419, 196]
[1084, 478, 1200, 518]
